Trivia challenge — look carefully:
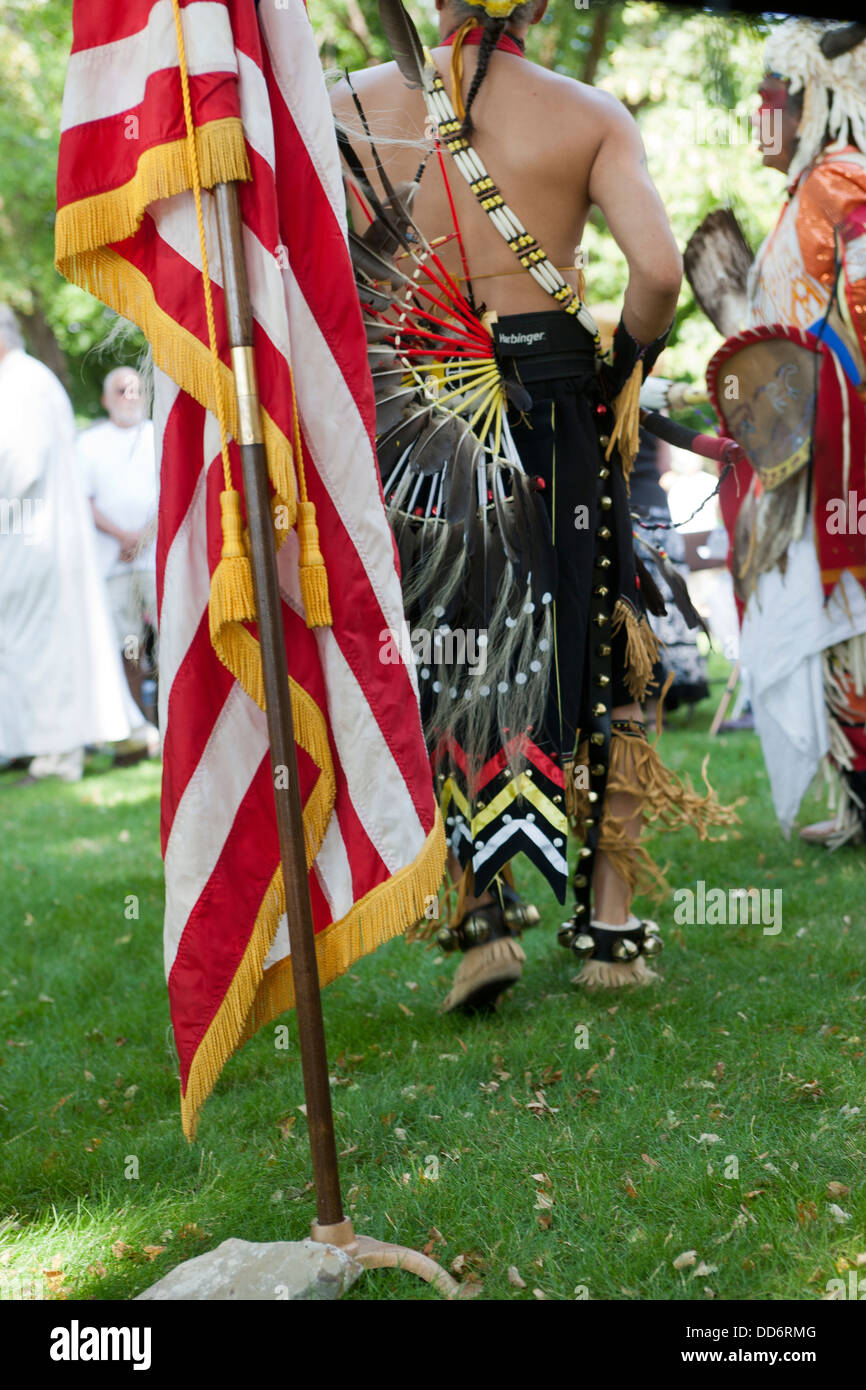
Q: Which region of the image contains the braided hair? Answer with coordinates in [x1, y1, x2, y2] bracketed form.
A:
[458, 15, 508, 140]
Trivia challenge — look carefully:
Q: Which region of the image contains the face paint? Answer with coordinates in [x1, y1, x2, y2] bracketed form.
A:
[754, 78, 788, 158]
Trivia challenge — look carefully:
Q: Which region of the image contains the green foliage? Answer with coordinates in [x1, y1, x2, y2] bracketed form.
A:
[0, 0, 785, 415]
[0, 0, 68, 303]
[2, 676, 865, 1301]
[0, 0, 143, 417]
[573, 4, 783, 380]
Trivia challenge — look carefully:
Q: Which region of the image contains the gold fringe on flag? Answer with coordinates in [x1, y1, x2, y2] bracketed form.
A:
[605, 361, 642, 483]
[181, 811, 446, 1138]
[54, 118, 251, 268]
[57, 2, 447, 1144]
[611, 598, 661, 702]
[57, 247, 299, 536]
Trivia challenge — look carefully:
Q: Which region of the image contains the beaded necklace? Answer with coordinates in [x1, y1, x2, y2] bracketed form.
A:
[421, 44, 601, 351]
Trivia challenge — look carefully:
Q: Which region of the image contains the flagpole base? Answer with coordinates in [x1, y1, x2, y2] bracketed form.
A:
[310, 1220, 468, 1299]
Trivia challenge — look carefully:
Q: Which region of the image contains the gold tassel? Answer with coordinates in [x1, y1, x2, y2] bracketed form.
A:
[297, 499, 333, 629]
[209, 490, 266, 709]
[605, 361, 642, 484]
[209, 490, 256, 632]
[611, 598, 660, 702]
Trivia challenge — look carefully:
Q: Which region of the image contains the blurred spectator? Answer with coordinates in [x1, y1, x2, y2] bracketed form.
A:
[631, 430, 710, 713]
[0, 305, 143, 781]
[76, 368, 158, 730]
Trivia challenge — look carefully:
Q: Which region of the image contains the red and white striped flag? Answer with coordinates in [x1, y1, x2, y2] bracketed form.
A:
[56, 0, 444, 1137]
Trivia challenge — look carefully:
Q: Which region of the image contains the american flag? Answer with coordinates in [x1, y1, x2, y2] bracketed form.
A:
[56, 0, 444, 1137]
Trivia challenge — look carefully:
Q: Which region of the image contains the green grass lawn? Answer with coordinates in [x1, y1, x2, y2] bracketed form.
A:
[2, 671, 866, 1302]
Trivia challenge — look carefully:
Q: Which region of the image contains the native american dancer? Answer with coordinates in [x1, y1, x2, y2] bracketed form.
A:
[333, 0, 738, 1009]
[690, 20, 866, 848]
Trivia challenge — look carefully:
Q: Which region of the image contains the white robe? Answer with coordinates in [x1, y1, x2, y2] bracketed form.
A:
[0, 349, 139, 756]
[741, 150, 866, 832]
[740, 534, 866, 833]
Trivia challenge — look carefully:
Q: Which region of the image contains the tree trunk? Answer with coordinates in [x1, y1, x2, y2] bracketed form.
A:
[19, 300, 70, 388]
[582, 10, 611, 87]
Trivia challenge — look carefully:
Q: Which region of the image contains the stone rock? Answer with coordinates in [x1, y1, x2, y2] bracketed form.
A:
[135, 1238, 362, 1301]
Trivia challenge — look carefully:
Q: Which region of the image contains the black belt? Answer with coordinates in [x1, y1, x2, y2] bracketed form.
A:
[494, 312, 598, 385]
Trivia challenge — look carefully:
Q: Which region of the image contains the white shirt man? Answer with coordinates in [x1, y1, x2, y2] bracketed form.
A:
[0, 307, 142, 780]
[77, 368, 159, 732]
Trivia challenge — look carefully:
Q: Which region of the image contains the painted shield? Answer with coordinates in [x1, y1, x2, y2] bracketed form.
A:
[706, 325, 819, 490]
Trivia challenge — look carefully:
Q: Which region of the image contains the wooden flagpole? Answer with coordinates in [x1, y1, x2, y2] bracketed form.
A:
[212, 182, 462, 1299]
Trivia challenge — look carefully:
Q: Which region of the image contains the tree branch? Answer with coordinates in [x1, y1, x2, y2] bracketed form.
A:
[343, 0, 378, 64]
[582, 10, 611, 87]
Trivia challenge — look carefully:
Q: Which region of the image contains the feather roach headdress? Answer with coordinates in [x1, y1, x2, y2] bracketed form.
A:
[764, 19, 866, 183]
[459, 1, 525, 14]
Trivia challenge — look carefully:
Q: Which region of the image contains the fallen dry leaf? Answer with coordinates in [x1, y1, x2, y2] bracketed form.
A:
[179, 1222, 209, 1241]
[796, 1200, 818, 1225]
[526, 1090, 559, 1118]
[450, 1250, 485, 1282]
[827, 1181, 850, 1198]
[507, 1266, 526, 1289]
[422, 1228, 445, 1257]
[141, 1245, 165, 1261]
[673, 1250, 697, 1270]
